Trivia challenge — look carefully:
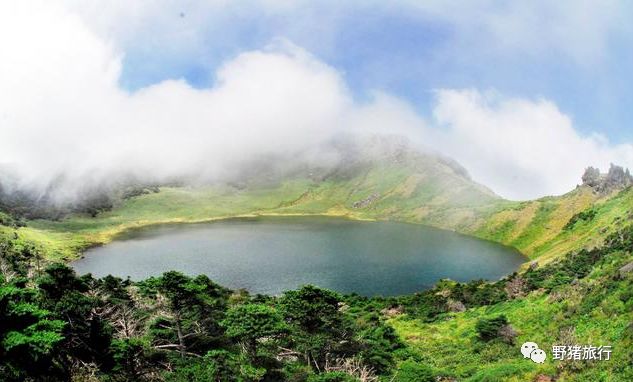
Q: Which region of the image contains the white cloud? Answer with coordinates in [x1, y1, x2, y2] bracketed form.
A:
[1, 2, 632, 203]
[430, 89, 633, 200]
[0, 2, 354, 200]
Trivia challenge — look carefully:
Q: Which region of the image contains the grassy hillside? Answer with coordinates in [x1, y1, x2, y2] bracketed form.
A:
[13, 177, 631, 267]
[16, 146, 507, 260]
[389, 223, 633, 381]
[469, 186, 633, 262]
[2, 151, 632, 381]
[1, 135, 630, 266]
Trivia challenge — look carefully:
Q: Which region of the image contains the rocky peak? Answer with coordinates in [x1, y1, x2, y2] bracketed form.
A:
[582, 164, 633, 193]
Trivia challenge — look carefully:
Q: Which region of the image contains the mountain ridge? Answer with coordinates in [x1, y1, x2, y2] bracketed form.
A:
[1, 136, 632, 267]
[2, 136, 632, 381]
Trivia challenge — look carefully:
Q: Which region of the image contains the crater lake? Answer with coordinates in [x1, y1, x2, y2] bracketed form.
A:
[73, 217, 527, 296]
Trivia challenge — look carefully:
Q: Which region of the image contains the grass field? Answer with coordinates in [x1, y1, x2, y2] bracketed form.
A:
[2, 165, 632, 381]
[13, 158, 504, 260]
[390, 247, 633, 381]
[12, 176, 630, 269]
[472, 187, 633, 262]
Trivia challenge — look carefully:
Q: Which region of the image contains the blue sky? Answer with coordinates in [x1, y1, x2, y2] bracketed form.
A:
[3, 1, 633, 200]
[114, 1, 633, 144]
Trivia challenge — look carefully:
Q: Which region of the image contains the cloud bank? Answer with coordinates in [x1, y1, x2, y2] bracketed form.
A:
[429, 90, 633, 199]
[0, 3, 356, 200]
[0, 2, 632, 202]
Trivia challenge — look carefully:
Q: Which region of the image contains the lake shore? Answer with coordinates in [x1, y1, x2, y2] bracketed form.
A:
[12, 184, 626, 268]
[72, 216, 527, 296]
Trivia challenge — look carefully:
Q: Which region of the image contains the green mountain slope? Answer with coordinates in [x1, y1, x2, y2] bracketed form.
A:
[470, 186, 633, 263]
[13, 137, 505, 259]
[3, 137, 632, 266]
[389, 205, 633, 381]
[2, 140, 632, 381]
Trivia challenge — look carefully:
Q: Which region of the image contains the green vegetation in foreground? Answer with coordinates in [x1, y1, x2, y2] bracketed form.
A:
[2, 156, 633, 380]
[1, 209, 632, 381]
[390, 227, 633, 381]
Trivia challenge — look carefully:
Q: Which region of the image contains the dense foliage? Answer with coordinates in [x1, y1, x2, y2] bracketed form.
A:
[0, 182, 160, 220]
[1, 210, 632, 381]
[0, 227, 404, 381]
[563, 207, 597, 230]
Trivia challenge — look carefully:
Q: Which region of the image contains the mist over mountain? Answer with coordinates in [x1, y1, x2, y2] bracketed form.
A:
[0, 134, 495, 219]
[2, 2, 633, 203]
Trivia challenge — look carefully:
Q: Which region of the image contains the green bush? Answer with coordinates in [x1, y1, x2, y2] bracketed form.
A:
[563, 208, 597, 230]
[475, 315, 508, 342]
[392, 360, 435, 382]
[307, 371, 357, 382]
[164, 350, 265, 382]
[466, 362, 532, 382]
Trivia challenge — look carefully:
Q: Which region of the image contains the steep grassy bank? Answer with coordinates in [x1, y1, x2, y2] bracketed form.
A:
[469, 186, 633, 263]
[16, 152, 505, 260]
[13, 181, 631, 267]
[2, 161, 632, 381]
[389, 223, 633, 381]
[2, 200, 632, 381]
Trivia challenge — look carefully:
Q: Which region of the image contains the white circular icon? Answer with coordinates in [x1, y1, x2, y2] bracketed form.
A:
[521, 341, 547, 363]
[530, 348, 547, 363]
[521, 342, 539, 358]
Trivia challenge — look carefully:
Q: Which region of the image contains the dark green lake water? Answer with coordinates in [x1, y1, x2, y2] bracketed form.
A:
[73, 217, 526, 296]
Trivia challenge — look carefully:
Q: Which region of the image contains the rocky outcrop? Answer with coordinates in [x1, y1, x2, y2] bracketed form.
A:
[380, 306, 404, 318]
[446, 299, 466, 312]
[618, 261, 633, 279]
[582, 164, 633, 193]
[352, 193, 380, 209]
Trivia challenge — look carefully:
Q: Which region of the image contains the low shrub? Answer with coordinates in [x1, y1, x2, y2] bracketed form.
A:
[475, 315, 509, 342]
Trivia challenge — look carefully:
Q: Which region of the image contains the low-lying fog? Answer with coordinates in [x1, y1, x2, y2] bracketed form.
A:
[2, 2, 633, 205]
